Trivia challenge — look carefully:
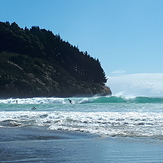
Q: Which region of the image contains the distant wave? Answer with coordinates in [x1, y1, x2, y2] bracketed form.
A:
[81, 96, 163, 104]
[1, 96, 163, 104]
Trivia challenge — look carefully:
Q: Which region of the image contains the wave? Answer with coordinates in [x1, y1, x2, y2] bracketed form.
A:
[0, 111, 163, 138]
[83, 96, 163, 104]
[0, 97, 67, 105]
[1, 96, 163, 105]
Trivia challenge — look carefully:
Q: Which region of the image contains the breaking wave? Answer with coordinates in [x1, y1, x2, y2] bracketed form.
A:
[88, 96, 163, 104]
[0, 96, 163, 138]
[1, 96, 163, 105]
[0, 111, 163, 138]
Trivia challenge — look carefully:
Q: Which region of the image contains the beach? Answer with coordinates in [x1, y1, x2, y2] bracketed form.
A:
[0, 96, 163, 162]
[0, 126, 163, 163]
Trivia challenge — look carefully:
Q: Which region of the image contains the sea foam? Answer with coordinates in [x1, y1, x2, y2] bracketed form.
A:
[0, 111, 163, 138]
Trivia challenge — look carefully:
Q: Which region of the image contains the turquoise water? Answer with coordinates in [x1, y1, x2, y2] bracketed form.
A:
[0, 96, 163, 138]
[0, 96, 163, 162]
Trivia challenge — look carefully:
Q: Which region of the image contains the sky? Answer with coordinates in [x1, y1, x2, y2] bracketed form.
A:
[1, 0, 163, 96]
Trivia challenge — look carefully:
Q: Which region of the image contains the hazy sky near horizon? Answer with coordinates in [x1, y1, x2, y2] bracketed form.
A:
[1, 0, 163, 96]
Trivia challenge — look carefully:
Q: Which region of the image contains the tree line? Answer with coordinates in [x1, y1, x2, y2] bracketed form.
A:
[0, 21, 107, 85]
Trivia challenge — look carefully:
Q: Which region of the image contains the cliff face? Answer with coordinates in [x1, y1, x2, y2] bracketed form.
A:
[0, 22, 111, 98]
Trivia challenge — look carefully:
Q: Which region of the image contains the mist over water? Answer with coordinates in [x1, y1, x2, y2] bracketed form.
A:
[108, 73, 163, 97]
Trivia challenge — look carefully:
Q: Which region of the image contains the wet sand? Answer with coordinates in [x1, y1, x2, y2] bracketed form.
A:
[0, 126, 163, 163]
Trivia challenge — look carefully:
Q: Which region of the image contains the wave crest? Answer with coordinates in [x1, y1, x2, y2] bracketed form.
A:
[85, 96, 163, 104]
[1, 96, 163, 105]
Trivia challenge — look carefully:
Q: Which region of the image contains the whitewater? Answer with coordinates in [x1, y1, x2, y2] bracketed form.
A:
[0, 96, 163, 139]
[1, 95, 163, 162]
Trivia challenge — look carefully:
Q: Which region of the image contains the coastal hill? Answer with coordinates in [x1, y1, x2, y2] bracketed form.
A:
[0, 21, 111, 98]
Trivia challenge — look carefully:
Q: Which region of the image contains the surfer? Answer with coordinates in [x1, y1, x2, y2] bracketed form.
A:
[31, 107, 37, 110]
[68, 99, 72, 104]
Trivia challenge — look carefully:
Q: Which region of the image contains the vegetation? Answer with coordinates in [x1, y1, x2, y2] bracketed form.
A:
[0, 21, 111, 97]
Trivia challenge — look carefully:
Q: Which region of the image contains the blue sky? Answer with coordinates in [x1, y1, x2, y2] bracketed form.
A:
[1, 0, 163, 96]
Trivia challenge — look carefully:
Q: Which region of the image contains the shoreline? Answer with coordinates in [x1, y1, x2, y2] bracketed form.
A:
[0, 126, 163, 162]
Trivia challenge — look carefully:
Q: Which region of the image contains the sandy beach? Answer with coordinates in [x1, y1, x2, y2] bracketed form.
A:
[0, 126, 163, 163]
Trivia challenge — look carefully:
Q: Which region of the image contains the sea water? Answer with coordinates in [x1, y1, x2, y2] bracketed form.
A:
[0, 96, 163, 162]
[0, 96, 163, 138]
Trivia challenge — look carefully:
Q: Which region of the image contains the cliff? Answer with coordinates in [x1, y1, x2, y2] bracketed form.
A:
[0, 21, 111, 98]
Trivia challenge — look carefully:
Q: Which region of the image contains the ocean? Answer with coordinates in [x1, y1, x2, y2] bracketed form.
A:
[0, 96, 163, 162]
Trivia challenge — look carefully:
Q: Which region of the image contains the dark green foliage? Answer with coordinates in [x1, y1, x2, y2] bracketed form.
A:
[0, 21, 111, 97]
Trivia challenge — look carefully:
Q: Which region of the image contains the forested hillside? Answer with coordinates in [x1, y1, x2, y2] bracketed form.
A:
[0, 21, 111, 97]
